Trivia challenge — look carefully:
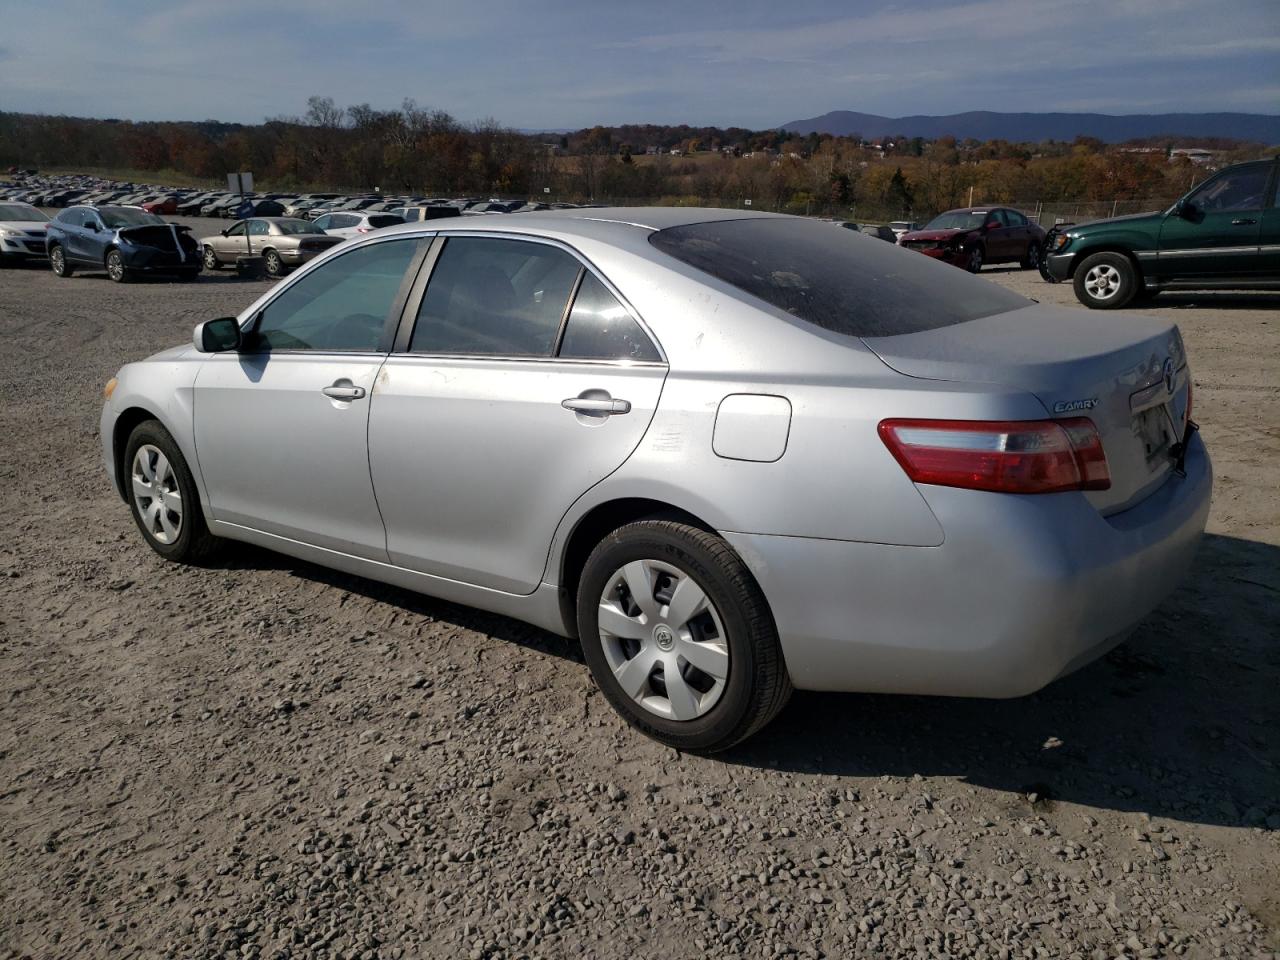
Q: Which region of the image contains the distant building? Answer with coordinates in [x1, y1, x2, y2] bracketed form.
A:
[1169, 147, 1216, 165]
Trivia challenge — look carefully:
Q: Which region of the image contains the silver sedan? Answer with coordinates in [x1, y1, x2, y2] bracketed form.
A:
[100, 209, 1212, 751]
[199, 217, 343, 278]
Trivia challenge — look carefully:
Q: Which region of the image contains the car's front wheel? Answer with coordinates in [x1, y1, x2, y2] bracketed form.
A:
[202, 246, 220, 270]
[1073, 251, 1139, 309]
[105, 249, 130, 283]
[1020, 242, 1041, 270]
[577, 520, 791, 752]
[124, 420, 221, 563]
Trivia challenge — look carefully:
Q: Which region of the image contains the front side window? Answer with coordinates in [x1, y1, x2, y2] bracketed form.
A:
[558, 272, 660, 362]
[650, 217, 1029, 339]
[1189, 165, 1269, 213]
[410, 237, 581, 356]
[1005, 209, 1027, 226]
[225, 222, 247, 237]
[250, 238, 422, 353]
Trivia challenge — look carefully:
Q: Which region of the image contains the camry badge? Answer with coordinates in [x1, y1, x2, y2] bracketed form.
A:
[1053, 397, 1098, 413]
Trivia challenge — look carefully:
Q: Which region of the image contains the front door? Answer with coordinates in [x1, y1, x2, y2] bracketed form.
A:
[216, 221, 250, 261]
[1156, 161, 1269, 279]
[193, 236, 427, 558]
[368, 235, 668, 594]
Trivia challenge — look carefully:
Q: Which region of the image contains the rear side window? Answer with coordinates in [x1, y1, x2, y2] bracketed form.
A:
[410, 237, 581, 356]
[559, 273, 660, 362]
[649, 217, 1029, 338]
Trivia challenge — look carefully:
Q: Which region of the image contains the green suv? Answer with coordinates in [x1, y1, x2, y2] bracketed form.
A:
[1042, 156, 1279, 308]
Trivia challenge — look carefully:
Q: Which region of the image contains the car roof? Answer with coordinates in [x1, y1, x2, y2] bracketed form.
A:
[373, 205, 785, 243]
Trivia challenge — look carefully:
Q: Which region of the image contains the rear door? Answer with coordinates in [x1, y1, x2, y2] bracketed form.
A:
[1256, 160, 1280, 276]
[247, 218, 270, 253]
[193, 236, 428, 558]
[367, 234, 667, 594]
[1156, 161, 1268, 279]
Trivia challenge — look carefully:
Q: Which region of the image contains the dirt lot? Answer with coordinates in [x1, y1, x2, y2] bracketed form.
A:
[1, 225, 1277, 959]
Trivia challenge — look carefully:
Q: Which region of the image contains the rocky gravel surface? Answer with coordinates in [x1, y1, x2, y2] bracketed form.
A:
[1, 240, 1277, 958]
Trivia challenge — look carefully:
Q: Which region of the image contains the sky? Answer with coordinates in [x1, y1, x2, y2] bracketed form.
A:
[1, 0, 1277, 129]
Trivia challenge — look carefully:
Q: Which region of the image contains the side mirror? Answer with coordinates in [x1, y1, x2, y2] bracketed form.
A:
[220, 229, 228, 236]
[194, 317, 242, 353]
[1177, 199, 1198, 220]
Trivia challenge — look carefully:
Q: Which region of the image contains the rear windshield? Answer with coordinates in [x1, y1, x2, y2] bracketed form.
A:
[648, 217, 1028, 338]
[368, 214, 404, 228]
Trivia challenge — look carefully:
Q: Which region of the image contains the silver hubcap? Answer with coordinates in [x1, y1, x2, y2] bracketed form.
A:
[131, 445, 183, 544]
[598, 559, 729, 722]
[52, 248, 64, 272]
[203, 248, 216, 268]
[1084, 263, 1122, 300]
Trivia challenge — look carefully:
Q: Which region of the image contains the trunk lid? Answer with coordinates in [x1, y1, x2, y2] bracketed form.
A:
[863, 303, 1192, 514]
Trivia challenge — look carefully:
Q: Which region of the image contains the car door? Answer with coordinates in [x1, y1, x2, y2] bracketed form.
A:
[57, 209, 88, 262]
[80, 210, 108, 264]
[217, 221, 249, 260]
[367, 234, 668, 594]
[247, 218, 270, 254]
[1256, 160, 1280, 276]
[1156, 161, 1269, 279]
[193, 236, 428, 558]
[985, 210, 1014, 260]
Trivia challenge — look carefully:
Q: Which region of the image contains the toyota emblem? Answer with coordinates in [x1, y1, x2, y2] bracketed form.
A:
[1162, 357, 1175, 395]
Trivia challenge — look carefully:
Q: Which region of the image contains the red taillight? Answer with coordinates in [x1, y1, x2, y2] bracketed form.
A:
[878, 418, 1111, 494]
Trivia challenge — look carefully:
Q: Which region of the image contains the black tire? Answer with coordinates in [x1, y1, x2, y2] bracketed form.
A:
[202, 245, 220, 270]
[965, 244, 984, 272]
[105, 248, 130, 283]
[123, 420, 221, 563]
[1072, 251, 1139, 309]
[263, 248, 285, 278]
[49, 244, 73, 277]
[1020, 241, 1041, 270]
[577, 520, 791, 753]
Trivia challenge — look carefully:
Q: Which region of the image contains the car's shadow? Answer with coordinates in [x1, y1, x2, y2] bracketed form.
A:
[220, 533, 1277, 829]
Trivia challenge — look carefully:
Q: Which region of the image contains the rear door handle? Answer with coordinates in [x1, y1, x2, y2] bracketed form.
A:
[562, 397, 631, 415]
[322, 383, 366, 401]
[1231, 218, 1257, 225]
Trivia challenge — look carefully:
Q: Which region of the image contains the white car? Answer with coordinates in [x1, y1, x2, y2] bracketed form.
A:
[311, 211, 405, 238]
[0, 201, 50, 263]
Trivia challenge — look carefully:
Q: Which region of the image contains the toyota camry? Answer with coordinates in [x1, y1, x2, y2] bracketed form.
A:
[100, 208, 1211, 751]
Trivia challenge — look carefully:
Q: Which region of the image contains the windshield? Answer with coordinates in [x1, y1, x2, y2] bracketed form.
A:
[649, 216, 1029, 339]
[923, 211, 988, 231]
[98, 206, 165, 228]
[275, 219, 324, 235]
[0, 204, 48, 222]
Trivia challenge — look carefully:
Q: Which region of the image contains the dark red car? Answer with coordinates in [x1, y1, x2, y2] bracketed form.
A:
[899, 207, 1045, 273]
[141, 196, 178, 216]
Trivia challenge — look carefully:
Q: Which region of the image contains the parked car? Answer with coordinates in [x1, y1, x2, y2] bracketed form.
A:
[199, 217, 344, 277]
[899, 208, 1045, 272]
[47, 204, 200, 282]
[0, 201, 50, 263]
[860, 224, 898, 243]
[888, 221, 920, 240]
[100, 208, 1209, 751]
[1042, 156, 1280, 308]
[141, 196, 178, 215]
[313, 211, 404, 238]
[390, 204, 462, 223]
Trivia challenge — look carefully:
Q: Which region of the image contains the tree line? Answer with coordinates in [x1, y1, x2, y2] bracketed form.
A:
[1, 101, 1268, 220]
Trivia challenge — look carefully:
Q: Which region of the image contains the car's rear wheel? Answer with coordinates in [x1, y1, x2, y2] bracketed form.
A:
[202, 245, 220, 270]
[577, 520, 791, 752]
[965, 244, 984, 272]
[1020, 242, 1041, 270]
[49, 244, 73, 277]
[124, 420, 221, 563]
[1073, 252, 1139, 309]
[105, 249, 130, 283]
[263, 249, 285, 278]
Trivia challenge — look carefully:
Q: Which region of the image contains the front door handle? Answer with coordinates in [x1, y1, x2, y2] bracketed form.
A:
[1231, 218, 1257, 226]
[562, 397, 631, 415]
[322, 382, 366, 401]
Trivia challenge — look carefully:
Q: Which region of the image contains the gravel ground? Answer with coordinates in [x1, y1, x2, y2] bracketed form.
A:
[1, 224, 1277, 959]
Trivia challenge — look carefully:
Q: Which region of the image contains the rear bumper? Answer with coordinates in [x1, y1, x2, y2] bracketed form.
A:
[280, 247, 331, 263]
[725, 433, 1212, 697]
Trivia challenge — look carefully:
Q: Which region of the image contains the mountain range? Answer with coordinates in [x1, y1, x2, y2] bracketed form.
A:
[780, 110, 1280, 144]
